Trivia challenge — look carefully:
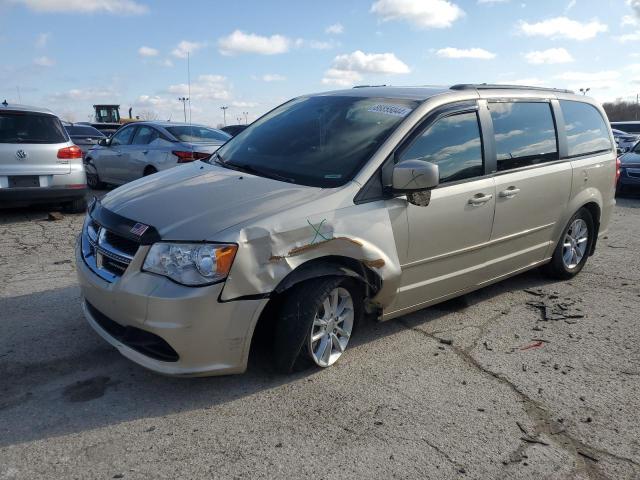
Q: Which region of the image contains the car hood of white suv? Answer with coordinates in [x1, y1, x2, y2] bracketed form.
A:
[99, 161, 325, 240]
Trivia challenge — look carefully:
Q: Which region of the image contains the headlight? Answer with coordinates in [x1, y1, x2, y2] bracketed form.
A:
[143, 242, 237, 286]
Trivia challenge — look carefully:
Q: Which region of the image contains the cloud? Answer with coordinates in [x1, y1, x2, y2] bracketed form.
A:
[518, 17, 608, 40]
[167, 74, 231, 101]
[477, 0, 509, 3]
[555, 70, 621, 90]
[309, 40, 339, 50]
[370, 0, 464, 29]
[621, 14, 638, 26]
[138, 46, 158, 57]
[33, 56, 55, 67]
[321, 68, 363, 86]
[436, 47, 496, 59]
[50, 86, 118, 102]
[616, 32, 640, 42]
[325, 23, 344, 34]
[629, 0, 640, 17]
[496, 78, 547, 86]
[35, 32, 50, 48]
[231, 101, 258, 108]
[7, 0, 148, 14]
[261, 74, 286, 82]
[171, 40, 205, 58]
[218, 30, 290, 56]
[322, 50, 410, 86]
[524, 48, 574, 64]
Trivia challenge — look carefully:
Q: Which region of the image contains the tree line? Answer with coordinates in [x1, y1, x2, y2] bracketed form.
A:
[602, 100, 640, 122]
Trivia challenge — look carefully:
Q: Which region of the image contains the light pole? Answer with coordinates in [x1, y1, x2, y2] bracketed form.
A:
[220, 106, 229, 126]
[243, 111, 249, 124]
[579, 88, 590, 95]
[178, 97, 189, 122]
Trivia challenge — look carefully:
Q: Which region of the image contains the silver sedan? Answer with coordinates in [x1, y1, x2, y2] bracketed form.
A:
[84, 121, 230, 188]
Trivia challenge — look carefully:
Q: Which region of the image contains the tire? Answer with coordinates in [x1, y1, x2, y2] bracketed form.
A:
[63, 197, 88, 214]
[543, 208, 595, 280]
[143, 166, 157, 177]
[273, 277, 362, 374]
[85, 162, 106, 189]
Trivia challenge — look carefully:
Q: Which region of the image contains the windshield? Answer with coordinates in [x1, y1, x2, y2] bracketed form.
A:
[0, 112, 68, 144]
[215, 95, 419, 187]
[167, 126, 230, 143]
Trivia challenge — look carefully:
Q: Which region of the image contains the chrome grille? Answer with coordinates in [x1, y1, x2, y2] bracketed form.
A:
[82, 218, 139, 282]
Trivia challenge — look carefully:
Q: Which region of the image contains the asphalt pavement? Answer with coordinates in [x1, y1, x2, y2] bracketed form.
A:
[0, 191, 639, 479]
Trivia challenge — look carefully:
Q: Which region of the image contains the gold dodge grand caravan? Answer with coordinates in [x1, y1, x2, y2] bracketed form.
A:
[76, 84, 617, 376]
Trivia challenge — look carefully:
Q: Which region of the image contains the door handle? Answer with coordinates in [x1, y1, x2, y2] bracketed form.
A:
[468, 193, 493, 206]
[498, 187, 521, 198]
[142, 150, 149, 155]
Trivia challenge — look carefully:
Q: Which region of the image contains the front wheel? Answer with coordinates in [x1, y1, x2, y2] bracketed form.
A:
[273, 277, 361, 373]
[543, 208, 594, 279]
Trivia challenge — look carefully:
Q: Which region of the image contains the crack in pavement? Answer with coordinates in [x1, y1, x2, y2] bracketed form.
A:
[397, 318, 639, 478]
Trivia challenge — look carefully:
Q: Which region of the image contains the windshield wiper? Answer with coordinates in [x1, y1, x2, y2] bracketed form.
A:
[222, 160, 296, 183]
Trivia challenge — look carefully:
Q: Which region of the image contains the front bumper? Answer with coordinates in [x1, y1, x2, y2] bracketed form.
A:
[75, 237, 268, 376]
[619, 167, 640, 187]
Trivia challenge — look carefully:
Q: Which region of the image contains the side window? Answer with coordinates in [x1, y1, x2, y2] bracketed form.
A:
[489, 102, 558, 171]
[132, 126, 159, 145]
[111, 126, 135, 146]
[399, 111, 484, 183]
[560, 100, 612, 157]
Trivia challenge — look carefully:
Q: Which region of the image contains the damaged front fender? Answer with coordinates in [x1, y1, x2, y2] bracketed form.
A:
[220, 201, 402, 308]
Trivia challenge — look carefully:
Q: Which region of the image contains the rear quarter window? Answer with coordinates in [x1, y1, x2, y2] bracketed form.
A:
[560, 100, 612, 157]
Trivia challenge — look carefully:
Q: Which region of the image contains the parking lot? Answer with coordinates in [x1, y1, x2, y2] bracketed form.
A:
[0, 192, 637, 479]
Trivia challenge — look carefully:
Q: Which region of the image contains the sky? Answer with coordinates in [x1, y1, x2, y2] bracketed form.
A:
[1, 0, 639, 127]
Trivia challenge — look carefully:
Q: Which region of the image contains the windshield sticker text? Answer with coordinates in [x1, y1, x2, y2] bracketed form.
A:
[367, 104, 413, 117]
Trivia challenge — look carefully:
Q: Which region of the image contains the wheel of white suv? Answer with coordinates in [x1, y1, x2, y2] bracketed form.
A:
[273, 277, 361, 373]
[543, 208, 594, 280]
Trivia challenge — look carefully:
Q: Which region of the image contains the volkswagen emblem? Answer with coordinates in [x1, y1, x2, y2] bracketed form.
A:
[15, 149, 27, 161]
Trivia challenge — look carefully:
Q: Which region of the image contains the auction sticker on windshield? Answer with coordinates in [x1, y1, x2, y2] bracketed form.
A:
[367, 104, 413, 117]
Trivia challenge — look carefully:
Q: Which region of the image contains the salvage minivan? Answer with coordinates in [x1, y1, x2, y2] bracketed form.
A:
[76, 85, 617, 376]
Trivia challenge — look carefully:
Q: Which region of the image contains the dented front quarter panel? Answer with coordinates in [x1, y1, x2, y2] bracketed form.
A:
[219, 188, 403, 307]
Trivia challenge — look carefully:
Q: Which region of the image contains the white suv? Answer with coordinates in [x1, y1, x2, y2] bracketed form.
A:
[0, 102, 87, 212]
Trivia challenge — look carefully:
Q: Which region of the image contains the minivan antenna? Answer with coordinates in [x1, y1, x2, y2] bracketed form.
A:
[16, 86, 22, 103]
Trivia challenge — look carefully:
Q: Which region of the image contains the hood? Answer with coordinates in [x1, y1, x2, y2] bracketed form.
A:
[99, 162, 324, 240]
[621, 150, 640, 166]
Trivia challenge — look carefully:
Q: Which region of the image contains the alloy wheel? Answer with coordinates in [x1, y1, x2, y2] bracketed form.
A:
[308, 287, 354, 367]
[562, 218, 589, 269]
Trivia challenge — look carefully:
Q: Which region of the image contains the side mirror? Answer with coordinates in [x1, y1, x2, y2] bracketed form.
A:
[617, 147, 623, 157]
[392, 159, 439, 192]
[392, 159, 439, 207]
[98, 138, 111, 147]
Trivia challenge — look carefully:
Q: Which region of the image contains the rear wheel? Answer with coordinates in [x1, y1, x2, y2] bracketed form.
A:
[543, 208, 594, 279]
[63, 197, 87, 214]
[273, 277, 361, 373]
[143, 166, 157, 177]
[85, 161, 105, 189]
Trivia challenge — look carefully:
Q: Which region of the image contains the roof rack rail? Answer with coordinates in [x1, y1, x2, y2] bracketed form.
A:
[450, 83, 574, 94]
[352, 84, 387, 89]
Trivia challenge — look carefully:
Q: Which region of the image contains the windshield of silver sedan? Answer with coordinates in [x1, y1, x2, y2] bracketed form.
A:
[213, 95, 419, 187]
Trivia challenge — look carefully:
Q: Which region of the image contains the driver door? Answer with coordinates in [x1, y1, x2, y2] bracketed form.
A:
[391, 106, 497, 314]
